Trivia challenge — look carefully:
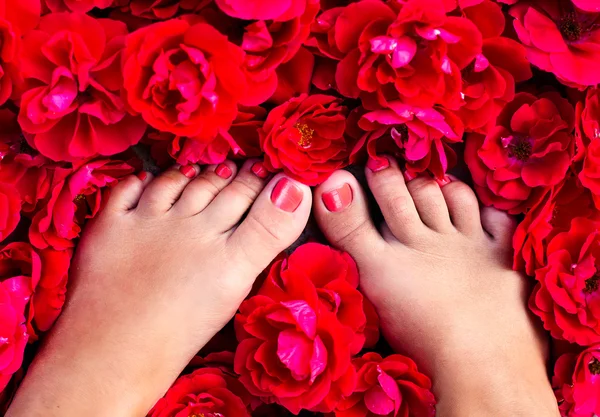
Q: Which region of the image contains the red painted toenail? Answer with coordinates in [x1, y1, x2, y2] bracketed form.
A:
[251, 162, 269, 179]
[367, 156, 390, 172]
[436, 175, 452, 187]
[216, 164, 232, 179]
[180, 165, 196, 179]
[271, 178, 303, 213]
[137, 171, 148, 181]
[322, 183, 353, 212]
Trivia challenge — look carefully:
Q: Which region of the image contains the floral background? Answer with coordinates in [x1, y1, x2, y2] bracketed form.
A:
[1, 0, 600, 415]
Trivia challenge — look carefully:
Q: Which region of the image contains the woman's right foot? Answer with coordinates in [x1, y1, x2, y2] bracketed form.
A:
[313, 158, 560, 417]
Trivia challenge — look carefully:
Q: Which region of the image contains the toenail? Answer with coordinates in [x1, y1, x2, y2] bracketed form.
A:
[322, 183, 353, 212]
[436, 175, 452, 187]
[180, 165, 196, 179]
[216, 164, 232, 179]
[367, 156, 390, 172]
[271, 178, 303, 213]
[137, 171, 148, 181]
[251, 162, 269, 179]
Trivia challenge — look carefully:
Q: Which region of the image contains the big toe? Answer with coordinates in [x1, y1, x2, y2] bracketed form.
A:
[228, 174, 311, 273]
[313, 170, 385, 263]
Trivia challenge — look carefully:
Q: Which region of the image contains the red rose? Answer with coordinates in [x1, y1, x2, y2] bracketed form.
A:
[18, 13, 147, 162]
[512, 177, 598, 276]
[0, 183, 20, 243]
[510, 1, 600, 88]
[0, 0, 40, 105]
[235, 243, 380, 413]
[44, 0, 112, 12]
[529, 217, 600, 345]
[351, 104, 464, 181]
[123, 19, 260, 141]
[333, 352, 436, 417]
[0, 275, 29, 391]
[577, 88, 600, 208]
[29, 159, 135, 250]
[260, 94, 352, 186]
[215, 0, 310, 21]
[457, 0, 532, 134]
[312, 0, 481, 110]
[124, 0, 210, 20]
[167, 105, 266, 166]
[149, 367, 251, 417]
[552, 346, 600, 417]
[465, 92, 576, 214]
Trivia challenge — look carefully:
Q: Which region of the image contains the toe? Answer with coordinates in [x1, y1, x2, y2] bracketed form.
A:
[364, 156, 427, 243]
[136, 165, 200, 215]
[201, 160, 270, 232]
[405, 176, 453, 233]
[481, 206, 517, 245]
[105, 171, 153, 213]
[172, 161, 237, 216]
[228, 174, 311, 273]
[313, 170, 385, 259]
[440, 178, 483, 236]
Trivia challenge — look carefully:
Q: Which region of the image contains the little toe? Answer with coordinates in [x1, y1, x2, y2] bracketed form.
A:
[201, 160, 270, 232]
[313, 170, 385, 260]
[440, 177, 484, 236]
[228, 174, 311, 274]
[172, 161, 238, 216]
[481, 206, 517, 245]
[364, 156, 426, 242]
[105, 171, 153, 213]
[405, 176, 453, 233]
[136, 165, 199, 215]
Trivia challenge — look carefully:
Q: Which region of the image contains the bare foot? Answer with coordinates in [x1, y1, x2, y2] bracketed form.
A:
[7, 160, 312, 417]
[312, 157, 559, 417]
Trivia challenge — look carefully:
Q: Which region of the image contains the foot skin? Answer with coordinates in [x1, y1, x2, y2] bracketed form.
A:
[313, 158, 559, 417]
[7, 161, 312, 417]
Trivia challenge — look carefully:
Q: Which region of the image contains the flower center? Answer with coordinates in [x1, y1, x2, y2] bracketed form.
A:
[589, 358, 600, 375]
[294, 122, 314, 148]
[502, 135, 533, 161]
[584, 276, 599, 294]
[559, 13, 583, 42]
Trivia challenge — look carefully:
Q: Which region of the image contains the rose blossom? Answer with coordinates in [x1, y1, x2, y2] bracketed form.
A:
[577, 88, 600, 209]
[123, 18, 262, 142]
[260, 94, 352, 186]
[465, 92, 576, 214]
[333, 352, 436, 417]
[457, 0, 532, 134]
[235, 243, 380, 413]
[29, 159, 136, 250]
[0, 0, 40, 106]
[552, 346, 600, 416]
[310, 0, 482, 110]
[149, 367, 251, 417]
[124, 0, 210, 20]
[513, 176, 598, 276]
[44, 0, 112, 12]
[215, 0, 309, 21]
[350, 103, 464, 180]
[529, 217, 600, 345]
[0, 183, 21, 242]
[510, 1, 600, 88]
[18, 13, 147, 162]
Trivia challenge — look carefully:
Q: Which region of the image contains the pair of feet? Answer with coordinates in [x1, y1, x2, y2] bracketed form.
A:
[8, 158, 559, 416]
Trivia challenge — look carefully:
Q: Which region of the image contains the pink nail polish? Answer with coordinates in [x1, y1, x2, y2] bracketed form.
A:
[367, 156, 390, 172]
[436, 175, 452, 187]
[251, 162, 269, 179]
[271, 178, 303, 213]
[216, 164, 232, 179]
[322, 183, 353, 212]
[180, 165, 196, 179]
[137, 171, 148, 181]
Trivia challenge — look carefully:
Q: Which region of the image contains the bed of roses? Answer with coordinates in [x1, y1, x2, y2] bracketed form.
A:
[1, 0, 600, 415]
